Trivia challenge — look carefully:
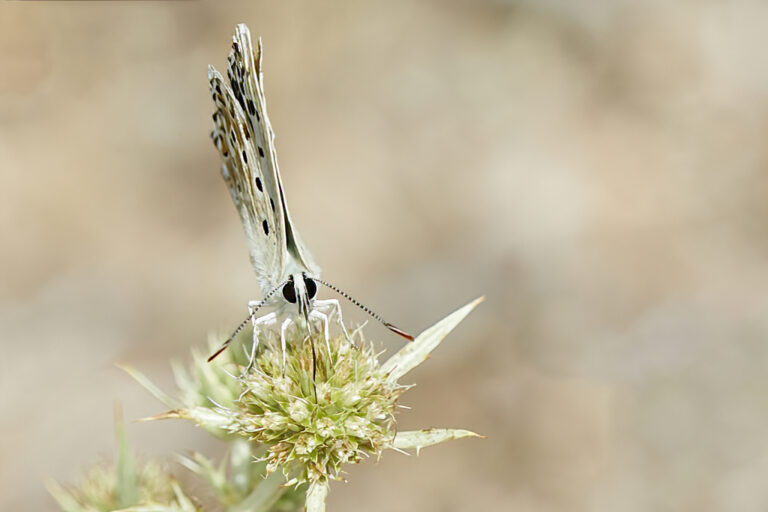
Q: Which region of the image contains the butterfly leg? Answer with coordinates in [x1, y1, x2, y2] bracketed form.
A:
[312, 299, 354, 346]
[308, 309, 333, 357]
[279, 317, 294, 374]
[245, 308, 277, 371]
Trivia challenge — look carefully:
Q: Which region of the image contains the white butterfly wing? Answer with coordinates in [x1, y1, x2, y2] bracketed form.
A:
[225, 24, 321, 279]
[209, 66, 284, 294]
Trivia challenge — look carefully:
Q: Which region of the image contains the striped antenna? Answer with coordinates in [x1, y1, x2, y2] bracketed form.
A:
[313, 277, 414, 341]
[207, 279, 287, 362]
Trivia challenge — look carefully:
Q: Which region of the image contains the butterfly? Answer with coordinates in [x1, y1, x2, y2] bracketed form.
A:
[206, 24, 413, 364]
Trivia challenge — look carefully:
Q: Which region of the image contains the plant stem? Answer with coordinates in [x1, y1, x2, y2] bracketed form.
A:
[229, 469, 288, 512]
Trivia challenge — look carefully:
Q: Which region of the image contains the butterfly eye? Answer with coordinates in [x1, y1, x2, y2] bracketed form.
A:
[282, 278, 297, 303]
[304, 277, 317, 300]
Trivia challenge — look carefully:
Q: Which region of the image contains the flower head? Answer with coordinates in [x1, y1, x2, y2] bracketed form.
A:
[127, 297, 485, 511]
[49, 459, 197, 512]
[47, 415, 198, 512]
[225, 333, 406, 483]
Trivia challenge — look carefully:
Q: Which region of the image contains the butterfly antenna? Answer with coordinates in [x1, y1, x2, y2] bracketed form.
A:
[314, 278, 414, 341]
[207, 280, 287, 362]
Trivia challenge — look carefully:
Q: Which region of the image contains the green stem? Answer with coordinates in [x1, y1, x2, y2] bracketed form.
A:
[229, 469, 289, 512]
[305, 482, 328, 512]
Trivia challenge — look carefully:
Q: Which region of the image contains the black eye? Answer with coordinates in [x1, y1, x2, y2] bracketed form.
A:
[282, 279, 297, 303]
[304, 277, 317, 300]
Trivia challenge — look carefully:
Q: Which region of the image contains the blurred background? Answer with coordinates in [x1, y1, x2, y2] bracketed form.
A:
[3, 1, 768, 510]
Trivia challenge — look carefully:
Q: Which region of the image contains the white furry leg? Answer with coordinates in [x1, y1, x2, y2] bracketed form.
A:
[279, 317, 294, 373]
[246, 307, 277, 370]
[312, 299, 353, 345]
[308, 309, 333, 356]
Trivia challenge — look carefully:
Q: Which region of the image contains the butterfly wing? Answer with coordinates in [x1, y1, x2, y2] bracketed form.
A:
[209, 65, 284, 293]
[225, 24, 321, 278]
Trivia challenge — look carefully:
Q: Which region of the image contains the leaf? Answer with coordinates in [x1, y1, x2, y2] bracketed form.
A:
[170, 482, 198, 512]
[45, 480, 84, 512]
[230, 470, 287, 512]
[393, 428, 484, 455]
[115, 406, 139, 508]
[228, 439, 254, 495]
[305, 482, 328, 512]
[176, 452, 229, 498]
[381, 297, 484, 382]
[119, 364, 178, 409]
[145, 407, 232, 430]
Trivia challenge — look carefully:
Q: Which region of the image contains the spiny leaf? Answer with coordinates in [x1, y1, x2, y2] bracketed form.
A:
[119, 364, 178, 409]
[393, 428, 484, 455]
[382, 297, 484, 382]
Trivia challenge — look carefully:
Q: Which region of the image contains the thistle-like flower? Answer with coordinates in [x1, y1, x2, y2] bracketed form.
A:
[228, 332, 407, 484]
[47, 413, 199, 512]
[126, 297, 484, 511]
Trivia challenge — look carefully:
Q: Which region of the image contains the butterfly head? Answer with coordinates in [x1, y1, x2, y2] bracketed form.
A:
[282, 273, 318, 320]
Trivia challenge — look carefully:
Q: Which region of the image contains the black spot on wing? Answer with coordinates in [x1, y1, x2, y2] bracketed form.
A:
[258, 146, 265, 158]
[262, 219, 269, 235]
[270, 197, 275, 212]
[234, 87, 246, 112]
[255, 177, 263, 191]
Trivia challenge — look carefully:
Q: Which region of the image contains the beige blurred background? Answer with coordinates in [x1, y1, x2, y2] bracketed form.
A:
[3, 1, 768, 510]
